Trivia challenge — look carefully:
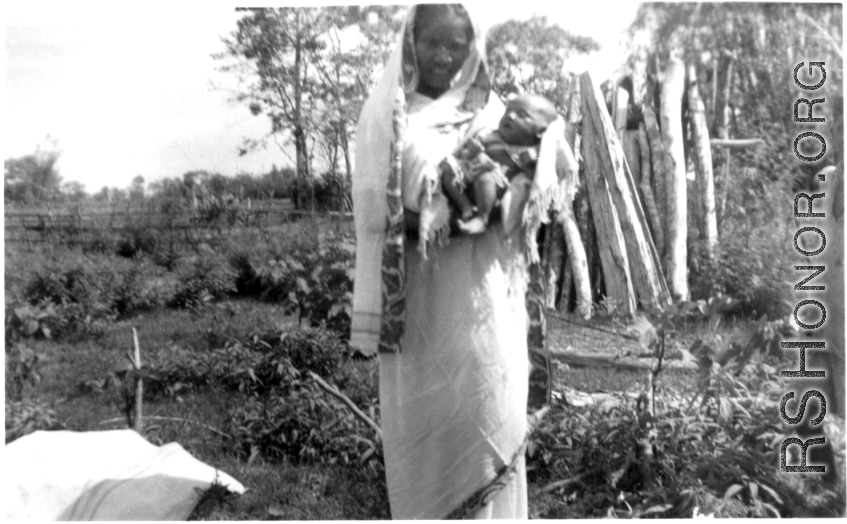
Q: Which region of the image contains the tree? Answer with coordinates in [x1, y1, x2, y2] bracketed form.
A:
[219, 8, 325, 182]
[311, 7, 403, 181]
[4, 137, 63, 204]
[487, 16, 600, 111]
[129, 175, 145, 204]
[61, 181, 88, 203]
[218, 7, 403, 209]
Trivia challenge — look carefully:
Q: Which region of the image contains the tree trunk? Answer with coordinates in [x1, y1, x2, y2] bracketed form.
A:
[660, 58, 689, 301]
[613, 86, 630, 139]
[642, 104, 668, 263]
[712, 51, 734, 226]
[581, 72, 670, 311]
[545, 223, 566, 310]
[341, 121, 352, 183]
[637, 123, 665, 257]
[686, 63, 718, 259]
[293, 11, 311, 193]
[566, 73, 581, 150]
[712, 52, 734, 140]
[557, 253, 573, 313]
[559, 132, 594, 320]
[622, 131, 641, 186]
[581, 119, 635, 314]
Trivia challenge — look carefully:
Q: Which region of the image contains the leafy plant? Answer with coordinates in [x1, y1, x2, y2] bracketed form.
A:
[141, 326, 379, 468]
[5, 399, 65, 444]
[530, 297, 840, 518]
[5, 343, 40, 401]
[689, 229, 793, 321]
[232, 233, 355, 337]
[225, 381, 379, 466]
[169, 255, 237, 309]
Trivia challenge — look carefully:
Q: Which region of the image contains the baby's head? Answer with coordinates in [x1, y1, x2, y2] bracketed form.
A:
[497, 94, 558, 146]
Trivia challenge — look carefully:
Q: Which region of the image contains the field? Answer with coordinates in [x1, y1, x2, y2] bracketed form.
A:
[5, 215, 844, 519]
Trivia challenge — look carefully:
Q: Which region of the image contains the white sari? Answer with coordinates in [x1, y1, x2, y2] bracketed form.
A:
[381, 90, 531, 519]
[352, 5, 564, 519]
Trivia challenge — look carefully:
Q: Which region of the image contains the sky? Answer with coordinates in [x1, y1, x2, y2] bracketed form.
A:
[2, 1, 639, 193]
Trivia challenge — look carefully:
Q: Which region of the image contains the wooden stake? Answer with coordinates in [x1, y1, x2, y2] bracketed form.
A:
[659, 57, 690, 301]
[132, 328, 143, 433]
[686, 63, 718, 259]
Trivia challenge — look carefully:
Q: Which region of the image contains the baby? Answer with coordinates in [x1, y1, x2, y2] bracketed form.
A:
[439, 93, 558, 234]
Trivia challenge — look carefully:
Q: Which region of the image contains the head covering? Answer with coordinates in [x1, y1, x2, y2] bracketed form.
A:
[350, 4, 492, 356]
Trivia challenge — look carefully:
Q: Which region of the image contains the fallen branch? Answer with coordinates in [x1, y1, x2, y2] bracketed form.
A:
[99, 416, 231, 439]
[307, 370, 382, 440]
[550, 350, 697, 371]
[709, 138, 764, 149]
[541, 470, 593, 493]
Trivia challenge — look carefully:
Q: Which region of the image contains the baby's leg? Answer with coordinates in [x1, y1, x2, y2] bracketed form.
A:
[440, 162, 476, 220]
[459, 171, 499, 234]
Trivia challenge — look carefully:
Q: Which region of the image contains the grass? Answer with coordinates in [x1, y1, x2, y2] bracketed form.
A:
[9, 293, 699, 520]
[10, 297, 388, 520]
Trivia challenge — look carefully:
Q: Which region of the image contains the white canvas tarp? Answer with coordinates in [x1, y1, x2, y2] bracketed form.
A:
[5, 430, 245, 520]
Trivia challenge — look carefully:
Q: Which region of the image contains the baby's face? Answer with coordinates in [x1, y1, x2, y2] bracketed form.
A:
[497, 96, 556, 146]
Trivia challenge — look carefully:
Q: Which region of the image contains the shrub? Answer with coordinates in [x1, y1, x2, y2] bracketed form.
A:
[289, 171, 351, 212]
[169, 255, 237, 309]
[5, 399, 65, 444]
[231, 234, 354, 338]
[5, 343, 40, 401]
[116, 226, 159, 258]
[11, 254, 168, 339]
[224, 382, 376, 466]
[281, 327, 345, 378]
[689, 233, 792, 320]
[147, 327, 379, 467]
[18, 258, 114, 338]
[529, 303, 842, 518]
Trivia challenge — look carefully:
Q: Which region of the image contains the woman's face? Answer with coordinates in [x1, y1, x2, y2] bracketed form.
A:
[414, 13, 472, 96]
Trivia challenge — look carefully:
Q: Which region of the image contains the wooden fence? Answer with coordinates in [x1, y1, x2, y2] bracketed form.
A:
[4, 206, 354, 246]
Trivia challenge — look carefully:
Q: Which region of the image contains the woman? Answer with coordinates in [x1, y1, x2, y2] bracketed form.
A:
[351, 4, 558, 519]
